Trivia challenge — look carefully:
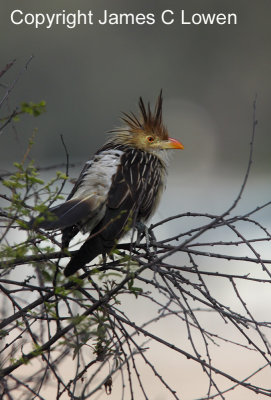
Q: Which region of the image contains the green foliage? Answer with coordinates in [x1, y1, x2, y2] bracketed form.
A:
[54, 286, 71, 297]
[31, 344, 43, 357]
[0, 330, 9, 338]
[0, 100, 46, 123]
[0, 152, 68, 278]
[20, 101, 46, 117]
[0, 242, 28, 260]
[127, 276, 143, 298]
[68, 310, 114, 361]
[3, 161, 44, 196]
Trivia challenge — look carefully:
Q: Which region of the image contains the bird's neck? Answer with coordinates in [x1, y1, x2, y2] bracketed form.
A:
[100, 141, 169, 169]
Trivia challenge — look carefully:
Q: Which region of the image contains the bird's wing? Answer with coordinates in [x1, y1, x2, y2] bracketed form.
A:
[96, 149, 164, 242]
[34, 194, 105, 230]
[65, 161, 92, 201]
[33, 149, 124, 231]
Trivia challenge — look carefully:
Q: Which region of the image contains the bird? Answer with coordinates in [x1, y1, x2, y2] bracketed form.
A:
[32, 91, 184, 276]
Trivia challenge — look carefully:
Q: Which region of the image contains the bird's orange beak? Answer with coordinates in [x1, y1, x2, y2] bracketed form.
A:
[162, 137, 184, 150]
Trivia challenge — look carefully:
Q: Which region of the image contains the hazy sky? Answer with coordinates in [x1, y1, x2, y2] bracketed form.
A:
[1, 0, 271, 174]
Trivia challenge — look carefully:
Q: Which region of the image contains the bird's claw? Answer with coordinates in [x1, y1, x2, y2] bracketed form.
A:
[135, 221, 151, 251]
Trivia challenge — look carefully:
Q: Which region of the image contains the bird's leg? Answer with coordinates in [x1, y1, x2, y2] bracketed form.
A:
[103, 252, 109, 265]
[148, 226, 158, 257]
[135, 221, 151, 251]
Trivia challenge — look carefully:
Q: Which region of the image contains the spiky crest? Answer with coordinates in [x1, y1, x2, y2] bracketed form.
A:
[119, 90, 168, 140]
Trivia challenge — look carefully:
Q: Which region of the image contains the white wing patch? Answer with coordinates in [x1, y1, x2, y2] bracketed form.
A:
[72, 149, 124, 233]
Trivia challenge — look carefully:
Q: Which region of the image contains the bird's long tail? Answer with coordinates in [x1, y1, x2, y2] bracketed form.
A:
[64, 235, 105, 277]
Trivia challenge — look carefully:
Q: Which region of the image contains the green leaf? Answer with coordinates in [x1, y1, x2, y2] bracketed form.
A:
[20, 101, 46, 117]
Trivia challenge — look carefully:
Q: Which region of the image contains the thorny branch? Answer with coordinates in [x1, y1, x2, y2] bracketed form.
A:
[0, 56, 33, 110]
[1, 65, 271, 399]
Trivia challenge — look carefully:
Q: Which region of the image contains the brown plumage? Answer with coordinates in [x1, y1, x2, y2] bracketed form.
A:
[32, 92, 184, 276]
[120, 91, 168, 139]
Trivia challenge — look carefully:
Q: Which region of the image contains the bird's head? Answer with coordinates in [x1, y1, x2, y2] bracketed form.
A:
[110, 91, 184, 154]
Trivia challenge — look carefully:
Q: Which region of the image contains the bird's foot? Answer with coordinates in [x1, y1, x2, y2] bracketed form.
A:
[135, 221, 152, 251]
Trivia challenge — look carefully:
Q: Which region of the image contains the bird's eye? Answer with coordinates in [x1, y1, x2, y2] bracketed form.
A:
[147, 136, 154, 143]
